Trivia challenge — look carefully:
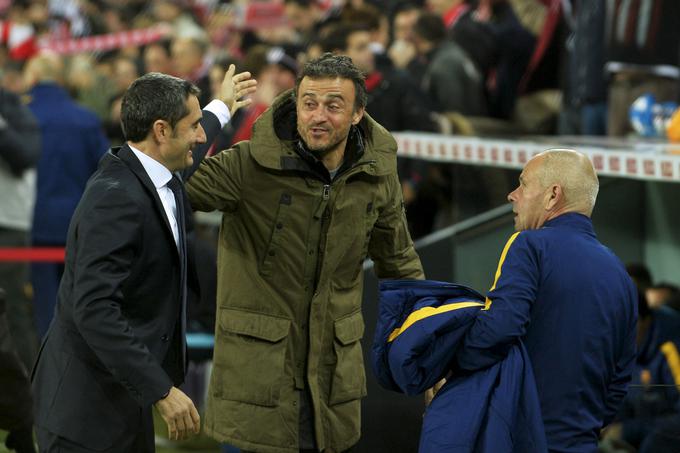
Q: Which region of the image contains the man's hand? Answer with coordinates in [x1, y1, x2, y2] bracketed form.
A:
[219, 64, 258, 116]
[154, 386, 200, 441]
[424, 377, 447, 407]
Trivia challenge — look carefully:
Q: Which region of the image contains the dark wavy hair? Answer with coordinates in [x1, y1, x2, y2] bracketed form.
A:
[295, 53, 367, 112]
[121, 72, 200, 142]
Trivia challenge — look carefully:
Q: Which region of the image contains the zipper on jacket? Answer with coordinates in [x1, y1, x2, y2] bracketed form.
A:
[313, 184, 331, 219]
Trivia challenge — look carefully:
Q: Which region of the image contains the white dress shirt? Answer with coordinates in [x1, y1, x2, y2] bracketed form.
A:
[127, 100, 232, 249]
[129, 145, 181, 249]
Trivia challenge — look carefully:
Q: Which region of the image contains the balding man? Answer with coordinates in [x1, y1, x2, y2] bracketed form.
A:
[24, 52, 110, 338]
[456, 149, 637, 453]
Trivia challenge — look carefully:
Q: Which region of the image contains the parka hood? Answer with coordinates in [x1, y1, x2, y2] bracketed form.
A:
[247, 89, 398, 177]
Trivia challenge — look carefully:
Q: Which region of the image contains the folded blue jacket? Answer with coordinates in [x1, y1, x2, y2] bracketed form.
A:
[372, 279, 547, 453]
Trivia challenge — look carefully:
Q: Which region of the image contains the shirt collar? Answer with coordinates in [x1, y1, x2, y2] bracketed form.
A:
[543, 212, 596, 237]
[128, 144, 173, 189]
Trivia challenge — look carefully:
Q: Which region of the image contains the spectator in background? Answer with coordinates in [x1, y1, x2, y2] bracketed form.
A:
[113, 56, 141, 94]
[283, 0, 332, 48]
[67, 54, 117, 122]
[427, 0, 468, 30]
[23, 52, 110, 338]
[227, 45, 298, 146]
[152, 0, 206, 40]
[0, 85, 40, 371]
[412, 12, 486, 115]
[172, 36, 212, 107]
[626, 262, 654, 294]
[0, 61, 27, 95]
[387, 2, 421, 74]
[0, 289, 36, 453]
[560, 0, 608, 136]
[450, 0, 535, 119]
[605, 0, 680, 137]
[646, 283, 680, 311]
[143, 40, 173, 75]
[601, 289, 680, 453]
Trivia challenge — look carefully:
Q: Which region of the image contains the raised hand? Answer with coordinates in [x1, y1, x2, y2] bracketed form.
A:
[219, 64, 258, 115]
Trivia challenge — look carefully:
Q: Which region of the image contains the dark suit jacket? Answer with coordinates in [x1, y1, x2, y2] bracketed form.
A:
[31, 110, 221, 450]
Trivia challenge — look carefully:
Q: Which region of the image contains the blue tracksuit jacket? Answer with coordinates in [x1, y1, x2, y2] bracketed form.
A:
[456, 213, 638, 453]
[372, 279, 547, 453]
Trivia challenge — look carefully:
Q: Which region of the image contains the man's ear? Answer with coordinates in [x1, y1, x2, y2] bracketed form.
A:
[152, 119, 169, 143]
[545, 184, 562, 210]
[352, 107, 364, 125]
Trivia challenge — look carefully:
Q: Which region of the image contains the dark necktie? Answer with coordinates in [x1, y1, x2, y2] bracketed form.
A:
[167, 174, 187, 371]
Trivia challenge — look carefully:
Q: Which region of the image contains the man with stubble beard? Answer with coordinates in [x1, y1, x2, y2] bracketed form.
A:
[186, 53, 424, 452]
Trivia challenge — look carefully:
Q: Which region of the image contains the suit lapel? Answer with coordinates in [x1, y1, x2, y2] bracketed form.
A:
[114, 145, 180, 257]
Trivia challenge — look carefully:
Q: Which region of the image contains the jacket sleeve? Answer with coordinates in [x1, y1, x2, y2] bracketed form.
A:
[70, 185, 173, 406]
[0, 90, 41, 176]
[602, 323, 637, 425]
[457, 232, 539, 370]
[368, 172, 424, 280]
[185, 142, 244, 213]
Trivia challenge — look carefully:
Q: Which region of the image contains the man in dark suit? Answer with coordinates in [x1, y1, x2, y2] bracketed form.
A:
[31, 66, 256, 452]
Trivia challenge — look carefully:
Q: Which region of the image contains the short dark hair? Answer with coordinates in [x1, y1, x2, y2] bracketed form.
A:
[320, 23, 371, 54]
[295, 53, 367, 111]
[121, 72, 200, 142]
[413, 12, 446, 44]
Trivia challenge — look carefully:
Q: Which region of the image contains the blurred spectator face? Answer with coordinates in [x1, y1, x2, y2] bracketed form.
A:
[144, 44, 172, 74]
[1, 65, 26, 94]
[67, 54, 96, 91]
[114, 58, 139, 93]
[393, 9, 421, 42]
[269, 65, 297, 93]
[154, 0, 183, 22]
[171, 38, 204, 78]
[646, 286, 677, 309]
[284, 2, 319, 35]
[344, 30, 375, 74]
[306, 42, 323, 62]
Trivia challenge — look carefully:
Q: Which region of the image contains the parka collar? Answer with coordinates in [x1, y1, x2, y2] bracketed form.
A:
[248, 89, 397, 177]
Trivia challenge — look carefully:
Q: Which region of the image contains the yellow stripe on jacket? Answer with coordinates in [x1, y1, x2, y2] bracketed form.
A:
[388, 301, 485, 342]
[661, 341, 680, 386]
[484, 232, 521, 310]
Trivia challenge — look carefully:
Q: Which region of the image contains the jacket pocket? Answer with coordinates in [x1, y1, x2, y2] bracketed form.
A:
[214, 309, 291, 407]
[329, 310, 367, 405]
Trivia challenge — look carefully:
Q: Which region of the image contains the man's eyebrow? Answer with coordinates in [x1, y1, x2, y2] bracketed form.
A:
[301, 92, 345, 102]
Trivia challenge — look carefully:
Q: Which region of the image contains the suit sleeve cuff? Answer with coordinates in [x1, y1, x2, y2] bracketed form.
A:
[204, 100, 231, 128]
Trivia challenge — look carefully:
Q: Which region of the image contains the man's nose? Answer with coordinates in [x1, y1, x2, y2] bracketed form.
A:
[507, 189, 517, 203]
[197, 124, 207, 144]
[311, 106, 327, 123]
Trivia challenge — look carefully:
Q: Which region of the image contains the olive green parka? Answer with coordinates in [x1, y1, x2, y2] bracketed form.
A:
[186, 90, 424, 452]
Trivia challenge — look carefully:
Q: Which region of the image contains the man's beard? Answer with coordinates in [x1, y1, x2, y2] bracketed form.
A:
[304, 136, 345, 158]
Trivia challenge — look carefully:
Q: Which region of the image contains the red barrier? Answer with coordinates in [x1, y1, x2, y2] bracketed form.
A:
[0, 248, 66, 262]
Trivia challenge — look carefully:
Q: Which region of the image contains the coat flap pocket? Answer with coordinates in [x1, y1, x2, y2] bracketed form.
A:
[334, 311, 365, 345]
[220, 309, 291, 342]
